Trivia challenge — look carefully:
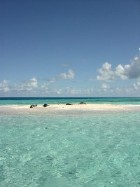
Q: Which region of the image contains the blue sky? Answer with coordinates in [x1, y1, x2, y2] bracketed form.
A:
[0, 0, 140, 96]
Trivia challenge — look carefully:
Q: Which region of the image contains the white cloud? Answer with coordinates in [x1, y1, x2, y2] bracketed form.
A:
[97, 62, 115, 81]
[125, 56, 140, 79]
[101, 83, 110, 91]
[29, 77, 38, 88]
[97, 55, 140, 81]
[63, 87, 82, 96]
[116, 56, 140, 79]
[0, 80, 10, 92]
[56, 89, 62, 95]
[15, 77, 38, 91]
[69, 89, 81, 95]
[115, 64, 128, 80]
[133, 80, 140, 90]
[64, 87, 94, 96]
[47, 78, 56, 84]
[59, 69, 75, 80]
[83, 88, 94, 95]
[42, 87, 63, 96]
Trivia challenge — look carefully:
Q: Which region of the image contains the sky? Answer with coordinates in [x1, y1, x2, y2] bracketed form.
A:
[0, 0, 140, 97]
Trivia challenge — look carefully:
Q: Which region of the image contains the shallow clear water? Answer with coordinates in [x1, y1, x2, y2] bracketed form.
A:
[0, 111, 140, 187]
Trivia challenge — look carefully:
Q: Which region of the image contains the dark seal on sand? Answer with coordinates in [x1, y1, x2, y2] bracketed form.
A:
[43, 104, 48, 107]
[30, 104, 37, 108]
[79, 102, 86, 104]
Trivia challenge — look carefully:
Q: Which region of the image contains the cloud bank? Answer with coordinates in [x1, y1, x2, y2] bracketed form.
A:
[1, 55, 140, 97]
[97, 55, 140, 81]
[97, 62, 115, 81]
[0, 80, 10, 93]
[59, 69, 75, 80]
[15, 77, 38, 91]
[0, 68, 76, 96]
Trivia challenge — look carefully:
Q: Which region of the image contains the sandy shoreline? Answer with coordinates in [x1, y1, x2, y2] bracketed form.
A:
[0, 104, 140, 115]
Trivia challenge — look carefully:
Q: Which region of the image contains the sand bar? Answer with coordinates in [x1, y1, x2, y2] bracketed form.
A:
[0, 104, 140, 115]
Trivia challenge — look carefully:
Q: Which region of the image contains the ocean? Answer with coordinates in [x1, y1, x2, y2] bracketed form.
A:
[0, 97, 140, 187]
[0, 97, 140, 105]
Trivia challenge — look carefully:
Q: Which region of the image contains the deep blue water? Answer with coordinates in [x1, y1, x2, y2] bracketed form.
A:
[0, 97, 140, 105]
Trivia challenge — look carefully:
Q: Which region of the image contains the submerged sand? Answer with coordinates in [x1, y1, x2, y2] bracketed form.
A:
[0, 104, 140, 115]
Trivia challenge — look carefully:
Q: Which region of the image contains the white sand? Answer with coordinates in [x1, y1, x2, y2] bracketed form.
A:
[0, 104, 140, 115]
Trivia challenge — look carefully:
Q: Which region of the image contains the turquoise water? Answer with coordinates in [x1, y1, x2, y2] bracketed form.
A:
[0, 111, 140, 187]
[0, 97, 140, 105]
